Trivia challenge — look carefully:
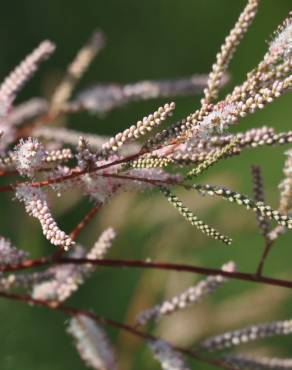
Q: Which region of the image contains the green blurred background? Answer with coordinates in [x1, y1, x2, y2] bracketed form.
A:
[0, 0, 291, 369]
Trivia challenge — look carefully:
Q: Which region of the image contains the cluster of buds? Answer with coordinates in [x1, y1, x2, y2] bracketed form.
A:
[222, 353, 292, 370]
[67, 315, 117, 370]
[13, 137, 46, 177]
[15, 185, 74, 250]
[0, 237, 27, 266]
[149, 340, 190, 370]
[200, 319, 292, 351]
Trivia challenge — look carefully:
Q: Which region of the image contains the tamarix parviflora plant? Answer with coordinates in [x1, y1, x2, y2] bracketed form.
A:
[0, 1, 291, 369]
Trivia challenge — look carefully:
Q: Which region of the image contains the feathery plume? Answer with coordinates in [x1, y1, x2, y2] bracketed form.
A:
[160, 186, 232, 245]
[15, 184, 74, 250]
[67, 315, 117, 370]
[100, 102, 175, 155]
[0, 40, 55, 103]
[222, 353, 292, 370]
[51, 31, 105, 110]
[75, 74, 227, 114]
[87, 227, 116, 261]
[193, 183, 292, 229]
[201, 0, 259, 105]
[136, 261, 236, 325]
[200, 318, 292, 351]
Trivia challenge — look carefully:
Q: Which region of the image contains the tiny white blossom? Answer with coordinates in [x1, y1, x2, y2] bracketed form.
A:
[269, 16, 292, 60]
[0, 237, 28, 266]
[13, 137, 45, 177]
[149, 340, 190, 370]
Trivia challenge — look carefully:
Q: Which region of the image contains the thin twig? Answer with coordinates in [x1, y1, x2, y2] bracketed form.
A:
[0, 290, 235, 370]
[256, 238, 274, 276]
[1, 257, 292, 290]
[251, 165, 275, 276]
[52, 202, 102, 259]
[69, 203, 102, 242]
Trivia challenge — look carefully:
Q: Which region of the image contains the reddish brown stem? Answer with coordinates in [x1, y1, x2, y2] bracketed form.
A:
[2, 256, 292, 290]
[0, 168, 177, 193]
[256, 239, 274, 276]
[52, 202, 102, 258]
[0, 290, 232, 370]
[69, 202, 102, 242]
[59, 258, 292, 289]
[0, 150, 158, 193]
[0, 167, 54, 177]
